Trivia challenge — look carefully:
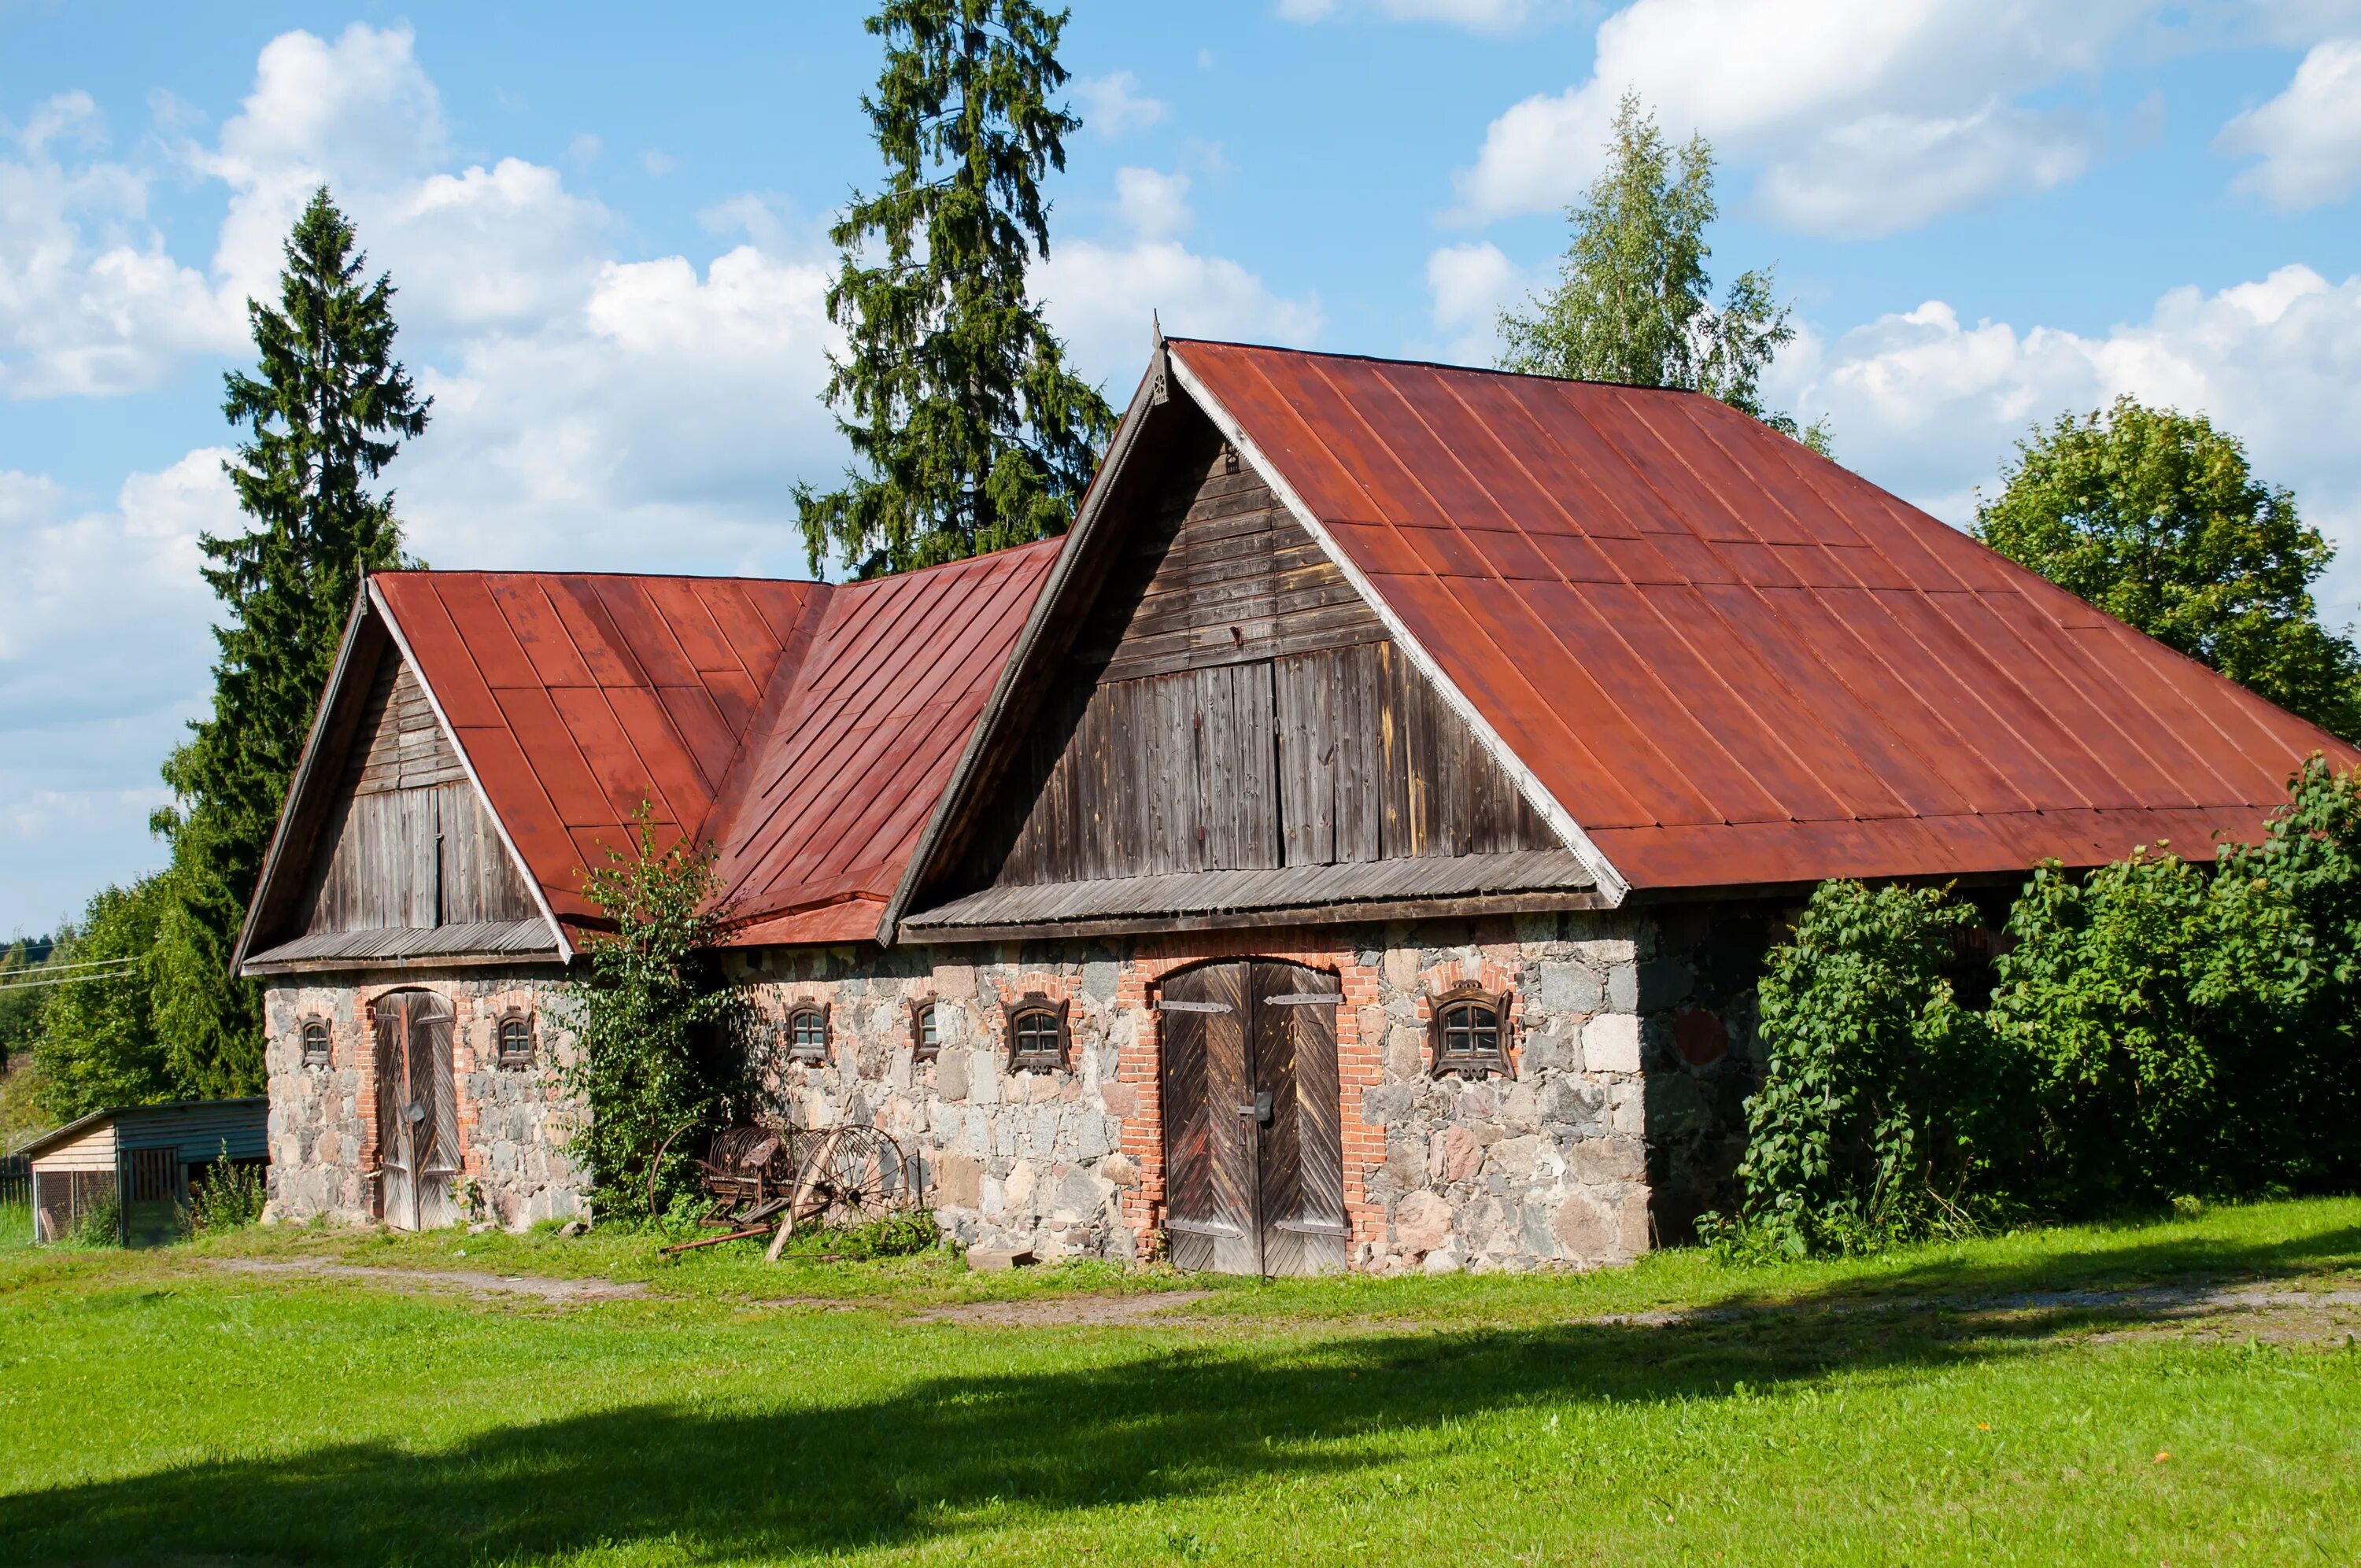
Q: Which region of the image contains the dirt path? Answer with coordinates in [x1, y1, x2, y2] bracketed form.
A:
[206, 1257, 648, 1303]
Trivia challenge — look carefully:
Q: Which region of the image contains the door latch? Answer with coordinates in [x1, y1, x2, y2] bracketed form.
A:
[1239, 1090, 1274, 1126]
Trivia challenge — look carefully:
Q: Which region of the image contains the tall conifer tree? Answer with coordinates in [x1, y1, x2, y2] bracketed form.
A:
[797, 0, 1113, 578]
[151, 189, 430, 1097]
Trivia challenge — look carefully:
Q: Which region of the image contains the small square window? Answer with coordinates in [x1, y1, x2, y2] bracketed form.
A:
[911, 999, 940, 1061]
[1003, 993, 1069, 1072]
[1428, 985, 1511, 1078]
[496, 1013, 536, 1069]
[787, 1005, 830, 1064]
[300, 1018, 331, 1068]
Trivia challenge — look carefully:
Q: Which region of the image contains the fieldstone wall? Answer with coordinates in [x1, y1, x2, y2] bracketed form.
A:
[1631, 898, 1790, 1239]
[261, 973, 582, 1230]
[257, 905, 1777, 1271]
[1344, 912, 1653, 1274]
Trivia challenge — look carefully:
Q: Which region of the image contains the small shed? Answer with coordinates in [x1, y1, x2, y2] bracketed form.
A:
[18, 1098, 268, 1245]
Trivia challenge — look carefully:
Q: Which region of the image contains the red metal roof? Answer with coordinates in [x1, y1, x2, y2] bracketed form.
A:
[1169, 338, 2360, 891]
[372, 542, 1055, 943]
[704, 540, 1060, 939]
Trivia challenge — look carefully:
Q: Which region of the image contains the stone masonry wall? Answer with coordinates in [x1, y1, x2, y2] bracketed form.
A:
[262, 973, 582, 1229]
[258, 906, 1756, 1272]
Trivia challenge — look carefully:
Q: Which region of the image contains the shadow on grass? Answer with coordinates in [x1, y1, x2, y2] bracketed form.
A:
[9, 1224, 2357, 1563]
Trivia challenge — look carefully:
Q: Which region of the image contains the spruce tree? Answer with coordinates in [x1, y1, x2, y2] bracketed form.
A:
[150, 188, 430, 1098]
[797, 0, 1114, 578]
[1500, 93, 1828, 453]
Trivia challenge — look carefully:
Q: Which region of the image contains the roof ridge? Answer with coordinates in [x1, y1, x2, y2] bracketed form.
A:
[1166, 335, 1721, 400]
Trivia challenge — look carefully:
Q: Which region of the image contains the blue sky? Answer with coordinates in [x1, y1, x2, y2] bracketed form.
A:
[4, 0, 2360, 933]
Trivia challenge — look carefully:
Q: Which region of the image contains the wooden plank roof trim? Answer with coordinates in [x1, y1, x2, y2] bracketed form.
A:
[242, 919, 561, 972]
[902, 849, 1596, 932]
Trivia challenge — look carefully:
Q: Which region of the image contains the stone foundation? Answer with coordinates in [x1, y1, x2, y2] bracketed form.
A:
[261, 905, 1774, 1268]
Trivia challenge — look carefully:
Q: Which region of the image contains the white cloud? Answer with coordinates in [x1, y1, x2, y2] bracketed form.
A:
[0, 450, 236, 921]
[1764, 264, 2361, 617]
[2219, 38, 2361, 209]
[1037, 168, 1321, 382]
[1423, 240, 1533, 363]
[1077, 71, 1166, 137]
[0, 93, 242, 397]
[1114, 166, 1192, 240]
[1454, 0, 2132, 234]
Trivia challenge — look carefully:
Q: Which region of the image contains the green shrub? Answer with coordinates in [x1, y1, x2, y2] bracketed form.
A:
[187, 1146, 266, 1233]
[68, 1191, 121, 1247]
[1713, 880, 2013, 1256]
[562, 804, 750, 1227]
[1727, 759, 2361, 1256]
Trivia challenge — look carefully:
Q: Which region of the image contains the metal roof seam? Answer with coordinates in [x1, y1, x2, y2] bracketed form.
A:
[1350, 360, 1732, 825]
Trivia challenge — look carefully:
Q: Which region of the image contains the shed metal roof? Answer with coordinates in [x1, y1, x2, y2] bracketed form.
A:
[1165, 339, 2360, 891]
[361, 545, 1057, 949]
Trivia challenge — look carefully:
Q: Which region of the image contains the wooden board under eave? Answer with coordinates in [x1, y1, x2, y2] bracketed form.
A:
[293, 646, 539, 935]
[963, 408, 1559, 892]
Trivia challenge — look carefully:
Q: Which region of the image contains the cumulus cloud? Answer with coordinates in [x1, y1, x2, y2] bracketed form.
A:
[1423, 240, 1533, 363]
[1036, 167, 1321, 382]
[2219, 38, 2361, 209]
[1077, 71, 1166, 137]
[1454, 0, 2133, 234]
[0, 451, 237, 923]
[1764, 264, 2361, 615]
[0, 92, 242, 396]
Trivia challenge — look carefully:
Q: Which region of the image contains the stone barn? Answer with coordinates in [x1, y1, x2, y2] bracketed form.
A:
[233, 336, 2357, 1274]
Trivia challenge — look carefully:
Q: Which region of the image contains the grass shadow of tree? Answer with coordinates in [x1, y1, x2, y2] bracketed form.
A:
[10, 1224, 2356, 1563]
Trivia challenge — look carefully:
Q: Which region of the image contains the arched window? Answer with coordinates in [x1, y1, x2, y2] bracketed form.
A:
[496, 1011, 536, 1069]
[910, 998, 941, 1061]
[1428, 984, 1510, 1078]
[299, 1017, 331, 1068]
[1003, 993, 1070, 1072]
[787, 1004, 830, 1064]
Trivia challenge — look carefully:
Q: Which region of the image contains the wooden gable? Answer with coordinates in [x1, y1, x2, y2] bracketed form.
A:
[294, 644, 540, 935]
[921, 397, 1570, 926]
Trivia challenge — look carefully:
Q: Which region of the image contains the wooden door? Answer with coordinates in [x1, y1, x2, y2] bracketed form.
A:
[1158, 960, 1345, 1276]
[372, 991, 458, 1230]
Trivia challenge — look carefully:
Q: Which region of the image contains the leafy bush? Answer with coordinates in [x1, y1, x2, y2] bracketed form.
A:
[1713, 881, 2013, 1256]
[187, 1147, 266, 1233]
[562, 805, 750, 1227]
[1727, 758, 2361, 1255]
[68, 1191, 121, 1247]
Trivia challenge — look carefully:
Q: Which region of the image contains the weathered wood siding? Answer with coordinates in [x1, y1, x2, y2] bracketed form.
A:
[298, 651, 538, 933]
[28, 1121, 116, 1174]
[974, 422, 1557, 889]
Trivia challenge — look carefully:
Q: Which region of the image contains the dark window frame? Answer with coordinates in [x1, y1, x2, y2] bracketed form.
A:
[908, 997, 941, 1061]
[786, 1002, 831, 1065]
[1427, 983, 1512, 1079]
[1002, 992, 1070, 1072]
[495, 1009, 537, 1070]
[299, 1016, 332, 1069]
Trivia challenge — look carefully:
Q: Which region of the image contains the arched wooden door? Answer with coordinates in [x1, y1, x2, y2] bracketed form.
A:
[1158, 960, 1346, 1276]
[371, 990, 459, 1230]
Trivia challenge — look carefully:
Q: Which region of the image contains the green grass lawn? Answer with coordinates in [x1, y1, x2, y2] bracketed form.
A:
[2, 1201, 2357, 1566]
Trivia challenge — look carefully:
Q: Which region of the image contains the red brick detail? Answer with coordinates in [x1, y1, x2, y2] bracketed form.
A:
[1110, 929, 1388, 1262]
